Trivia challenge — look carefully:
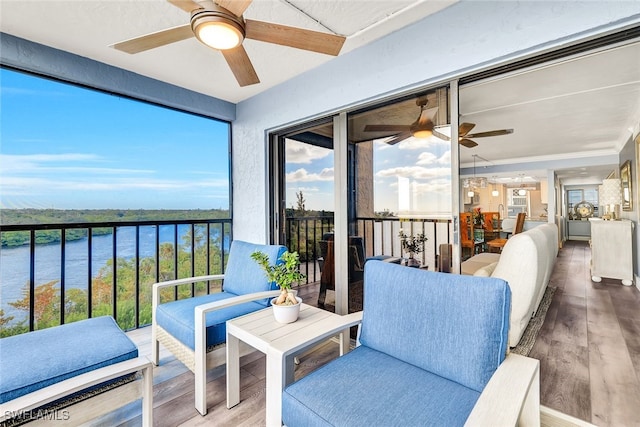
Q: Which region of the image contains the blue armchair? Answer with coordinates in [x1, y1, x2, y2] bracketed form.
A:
[152, 240, 286, 415]
[282, 261, 540, 426]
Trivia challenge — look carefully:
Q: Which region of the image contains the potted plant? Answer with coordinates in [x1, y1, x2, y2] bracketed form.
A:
[251, 250, 307, 323]
[398, 229, 428, 268]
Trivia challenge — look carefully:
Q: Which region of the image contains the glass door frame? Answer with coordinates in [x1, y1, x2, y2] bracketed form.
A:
[267, 80, 463, 313]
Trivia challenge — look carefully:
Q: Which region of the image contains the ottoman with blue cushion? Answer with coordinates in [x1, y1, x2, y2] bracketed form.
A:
[0, 316, 152, 426]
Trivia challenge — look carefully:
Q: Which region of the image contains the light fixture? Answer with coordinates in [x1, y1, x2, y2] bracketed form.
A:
[467, 190, 475, 198]
[462, 154, 488, 189]
[191, 6, 245, 51]
[491, 177, 499, 197]
[410, 120, 434, 139]
[515, 174, 527, 196]
[600, 178, 622, 220]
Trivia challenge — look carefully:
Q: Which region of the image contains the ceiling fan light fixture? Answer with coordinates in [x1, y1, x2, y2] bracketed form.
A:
[410, 121, 434, 139]
[191, 7, 245, 51]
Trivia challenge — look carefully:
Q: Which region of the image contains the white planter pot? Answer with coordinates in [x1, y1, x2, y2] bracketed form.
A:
[271, 296, 302, 324]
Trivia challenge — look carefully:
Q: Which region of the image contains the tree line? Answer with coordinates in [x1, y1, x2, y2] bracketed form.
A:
[1, 208, 230, 247]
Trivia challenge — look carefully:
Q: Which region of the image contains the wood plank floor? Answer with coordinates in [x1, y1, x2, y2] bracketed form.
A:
[104, 240, 640, 426]
[530, 240, 640, 426]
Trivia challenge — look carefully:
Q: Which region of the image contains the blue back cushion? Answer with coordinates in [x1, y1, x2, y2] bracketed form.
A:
[359, 261, 511, 392]
[222, 240, 287, 305]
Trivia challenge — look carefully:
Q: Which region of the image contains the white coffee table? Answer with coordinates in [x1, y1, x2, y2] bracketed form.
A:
[226, 303, 361, 426]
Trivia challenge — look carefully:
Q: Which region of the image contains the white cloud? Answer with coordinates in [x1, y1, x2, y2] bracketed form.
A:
[286, 167, 334, 182]
[376, 166, 451, 180]
[0, 153, 101, 172]
[0, 176, 228, 196]
[437, 150, 451, 165]
[416, 152, 438, 165]
[0, 153, 155, 175]
[285, 139, 332, 164]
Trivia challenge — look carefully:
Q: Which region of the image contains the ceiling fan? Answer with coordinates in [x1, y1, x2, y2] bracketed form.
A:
[438, 123, 514, 148]
[110, 0, 346, 87]
[363, 98, 439, 145]
[363, 98, 513, 146]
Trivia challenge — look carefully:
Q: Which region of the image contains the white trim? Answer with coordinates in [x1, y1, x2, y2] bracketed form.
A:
[333, 112, 349, 315]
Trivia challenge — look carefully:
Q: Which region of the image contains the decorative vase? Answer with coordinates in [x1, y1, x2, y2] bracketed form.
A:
[271, 296, 302, 323]
[405, 257, 421, 268]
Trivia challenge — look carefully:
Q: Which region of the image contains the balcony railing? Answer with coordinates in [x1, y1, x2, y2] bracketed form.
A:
[0, 219, 231, 337]
[286, 215, 453, 280]
[1, 215, 452, 338]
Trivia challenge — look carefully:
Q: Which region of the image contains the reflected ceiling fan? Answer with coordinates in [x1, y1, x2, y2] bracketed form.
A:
[110, 0, 346, 87]
[363, 98, 438, 145]
[436, 123, 514, 148]
[363, 98, 513, 147]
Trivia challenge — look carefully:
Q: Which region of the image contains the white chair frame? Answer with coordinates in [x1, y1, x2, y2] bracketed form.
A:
[152, 274, 280, 415]
[0, 356, 153, 427]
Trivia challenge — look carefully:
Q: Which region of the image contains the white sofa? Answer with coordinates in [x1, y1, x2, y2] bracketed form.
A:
[461, 223, 558, 347]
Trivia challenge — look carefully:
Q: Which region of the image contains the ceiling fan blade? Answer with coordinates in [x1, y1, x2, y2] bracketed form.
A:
[364, 124, 411, 132]
[167, 0, 201, 13]
[418, 107, 438, 125]
[245, 19, 345, 56]
[216, 0, 253, 16]
[459, 122, 476, 137]
[432, 129, 451, 141]
[110, 24, 194, 54]
[465, 129, 514, 138]
[386, 131, 412, 145]
[460, 138, 478, 148]
[221, 45, 260, 86]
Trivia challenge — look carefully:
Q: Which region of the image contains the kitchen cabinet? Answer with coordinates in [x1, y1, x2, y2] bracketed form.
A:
[540, 180, 548, 204]
[589, 218, 634, 286]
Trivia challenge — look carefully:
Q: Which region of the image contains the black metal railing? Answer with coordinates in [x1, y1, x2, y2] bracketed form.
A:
[0, 219, 231, 336]
[285, 215, 453, 282]
[1, 215, 453, 337]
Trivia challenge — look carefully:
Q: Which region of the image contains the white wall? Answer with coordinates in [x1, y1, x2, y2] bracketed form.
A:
[233, 1, 640, 242]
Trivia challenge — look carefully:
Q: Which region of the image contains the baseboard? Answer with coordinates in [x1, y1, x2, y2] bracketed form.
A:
[635, 274, 640, 292]
[540, 405, 596, 427]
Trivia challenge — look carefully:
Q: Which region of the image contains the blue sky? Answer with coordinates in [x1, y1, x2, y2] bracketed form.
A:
[0, 68, 230, 210]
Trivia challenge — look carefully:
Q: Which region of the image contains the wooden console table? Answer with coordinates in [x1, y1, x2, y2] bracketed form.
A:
[589, 218, 634, 286]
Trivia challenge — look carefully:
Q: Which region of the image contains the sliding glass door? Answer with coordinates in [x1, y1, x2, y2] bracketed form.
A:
[269, 83, 458, 316]
[269, 118, 337, 309]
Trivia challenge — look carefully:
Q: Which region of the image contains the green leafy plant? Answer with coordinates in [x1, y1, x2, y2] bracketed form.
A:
[251, 250, 306, 306]
[398, 230, 428, 258]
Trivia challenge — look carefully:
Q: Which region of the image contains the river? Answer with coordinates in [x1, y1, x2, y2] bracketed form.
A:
[0, 225, 208, 325]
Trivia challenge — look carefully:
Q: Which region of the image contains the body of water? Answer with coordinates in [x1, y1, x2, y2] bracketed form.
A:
[0, 225, 216, 324]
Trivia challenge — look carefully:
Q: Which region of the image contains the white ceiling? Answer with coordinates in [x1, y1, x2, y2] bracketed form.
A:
[459, 40, 640, 184]
[0, 0, 455, 103]
[2, 1, 639, 186]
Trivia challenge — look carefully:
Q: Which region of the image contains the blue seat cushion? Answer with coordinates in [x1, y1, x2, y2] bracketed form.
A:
[0, 316, 138, 403]
[283, 346, 480, 427]
[360, 261, 510, 392]
[155, 291, 264, 350]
